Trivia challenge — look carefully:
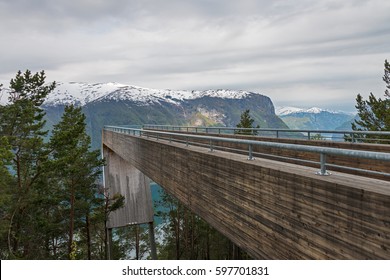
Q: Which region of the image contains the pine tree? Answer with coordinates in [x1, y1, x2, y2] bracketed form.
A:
[0, 70, 55, 259]
[0, 137, 14, 258]
[48, 104, 105, 259]
[235, 109, 260, 135]
[383, 59, 390, 98]
[351, 60, 390, 143]
[156, 188, 250, 260]
[0, 71, 122, 259]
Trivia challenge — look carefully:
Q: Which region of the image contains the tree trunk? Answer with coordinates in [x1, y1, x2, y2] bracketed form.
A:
[148, 222, 157, 260]
[68, 186, 75, 258]
[86, 212, 91, 260]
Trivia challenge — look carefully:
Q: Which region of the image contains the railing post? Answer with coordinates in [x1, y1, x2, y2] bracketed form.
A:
[316, 153, 331, 176]
[276, 130, 279, 139]
[248, 144, 254, 160]
[209, 140, 214, 152]
[308, 132, 311, 140]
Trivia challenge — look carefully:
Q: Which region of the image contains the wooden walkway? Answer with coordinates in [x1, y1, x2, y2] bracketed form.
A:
[103, 129, 390, 259]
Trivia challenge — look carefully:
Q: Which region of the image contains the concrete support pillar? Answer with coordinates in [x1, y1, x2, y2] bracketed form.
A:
[103, 146, 154, 228]
[103, 146, 155, 259]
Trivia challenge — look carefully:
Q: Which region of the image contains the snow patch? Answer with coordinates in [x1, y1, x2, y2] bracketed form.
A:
[275, 106, 349, 116]
[43, 82, 254, 106]
[275, 106, 304, 116]
[0, 88, 10, 105]
[0, 82, 258, 107]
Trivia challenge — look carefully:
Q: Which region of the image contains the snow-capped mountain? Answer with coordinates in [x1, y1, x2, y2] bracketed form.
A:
[1, 81, 254, 107]
[43, 82, 254, 107]
[276, 106, 355, 130]
[275, 106, 343, 116]
[1, 81, 286, 148]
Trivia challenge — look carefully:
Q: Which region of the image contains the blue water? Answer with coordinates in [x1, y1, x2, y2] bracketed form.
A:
[150, 182, 169, 225]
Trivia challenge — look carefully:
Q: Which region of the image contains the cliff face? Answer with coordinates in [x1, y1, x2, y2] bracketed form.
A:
[77, 93, 286, 149]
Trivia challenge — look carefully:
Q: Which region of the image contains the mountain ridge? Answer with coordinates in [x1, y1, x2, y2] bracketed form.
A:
[276, 106, 355, 131]
[0, 81, 258, 107]
[1, 81, 358, 147]
[2, 81, 285, 149]
[275, 106, 355, 117]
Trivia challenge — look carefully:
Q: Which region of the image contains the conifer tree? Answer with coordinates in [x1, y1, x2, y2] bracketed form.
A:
[0, 71, 122, 259]
[235, 109, 260, 135]
[351, 60, 390, 143]
[156, 188, 250, 260]
[0, 137, 14, 258]
[49, 104, 104, 259]
[0, 70, 55, 258]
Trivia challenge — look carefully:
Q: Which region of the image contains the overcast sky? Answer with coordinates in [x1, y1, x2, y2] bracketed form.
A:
[1, 0, 389, 111]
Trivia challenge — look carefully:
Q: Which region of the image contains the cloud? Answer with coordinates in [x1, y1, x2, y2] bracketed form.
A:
[1, 0, 389, 111]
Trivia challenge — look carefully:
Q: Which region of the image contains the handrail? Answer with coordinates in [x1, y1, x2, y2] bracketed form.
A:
[142, 124, 390, 143]
[104, 125, 390, 177]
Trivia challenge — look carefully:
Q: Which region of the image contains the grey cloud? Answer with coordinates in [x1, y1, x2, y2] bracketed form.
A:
[1, 0, 130, 20]
[1, 0, 390, 111]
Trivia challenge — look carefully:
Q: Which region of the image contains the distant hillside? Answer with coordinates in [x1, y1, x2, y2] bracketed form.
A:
[276, 106, 355, 131]
[335, 115, 358, 131]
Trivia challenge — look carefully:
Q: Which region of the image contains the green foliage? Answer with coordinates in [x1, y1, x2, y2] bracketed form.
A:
[384, 59, 390, 98]
[100, 191, 125, 259]
[107, 193, 125, 213]
[156, 188, 251, 260]
[310, 133, 326, 140]
[0, 136, 12, 174]
[350, 60, 390, 143]
[0, 70, 116, 259]
[69, 241, 78, 260]
[235, 109, 260, 135]
[0, 70, 56, 259]
[111, 225, 150, 260]
[352, 93, 390, 131]
[0, 137, 14, 258]
[48, 104, 105, 259]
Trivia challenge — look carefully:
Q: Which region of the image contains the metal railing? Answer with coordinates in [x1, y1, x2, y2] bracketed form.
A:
[104, 125, 390, 178]
[142, 124, 390, 143]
